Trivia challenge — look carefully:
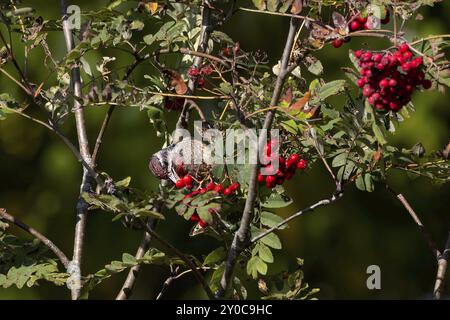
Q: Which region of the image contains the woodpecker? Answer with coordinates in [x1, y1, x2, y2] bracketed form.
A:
[148, 137, 213, 183]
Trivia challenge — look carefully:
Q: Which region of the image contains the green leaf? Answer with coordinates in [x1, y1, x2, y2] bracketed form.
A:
[364, 173, 374, 192]
[260, 211, 286, 229]
[267, 0, 279, 12]
[247, 256, 267, 279]
[372, 122, 387, 145]
[115, 176, 131, 188]
[260, 232, 282, 250]
[258, 243, 274, 263]
[252, 0, 266, 10]
[332, 152, 348, 167]
[317, 80, 346, 100]
[132, 209, 165, 220]
[203, 247, 226, 267]
[261, 193, 292, 208]
[307, 60, 323, 76]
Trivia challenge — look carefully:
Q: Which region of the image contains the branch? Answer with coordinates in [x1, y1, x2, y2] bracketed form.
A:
[175, 1, 213, 131]
[115, 219, 157, 300]
[434, 232, 450, 300]
[216, 17, 300, 298]
[138, 219, 215, 299]
[156, 266, 212, 300]
[251, 190, 343, 244]
[386, 185, 441, 260]
[386, 185, 450, 299]
[61, 0, 95, 300]
[0, 208, 70, 268]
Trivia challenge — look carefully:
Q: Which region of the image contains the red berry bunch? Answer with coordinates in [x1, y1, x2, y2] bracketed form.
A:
[355, 43, 431, 112]
[187, 64, 213, 88]
[179, 180, 240, 228]
[332, 10, 390, 49]
[258, 140, 307, 188]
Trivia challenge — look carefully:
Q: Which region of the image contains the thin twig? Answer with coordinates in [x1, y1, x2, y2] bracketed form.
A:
[156, 266, 212, 300]
[61, 0, 95, 300]
[434, 233, 450, 300]
[0, 208, 70, 268]
[386, 185, 441, 260]
[251, 190, 343, 243]
[139, 219, 215, 300]
[175, 1, 213, 132]
[216, 17, 300, 298]
[115, 219, 158, 300]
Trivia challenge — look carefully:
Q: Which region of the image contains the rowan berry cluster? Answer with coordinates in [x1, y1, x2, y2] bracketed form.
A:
[257, 140, 307, 188]
[332, 10, 390, 48]
[355, 43, 432, 112]
[187, 64, 213, 88]
[176, 177, 241, 228]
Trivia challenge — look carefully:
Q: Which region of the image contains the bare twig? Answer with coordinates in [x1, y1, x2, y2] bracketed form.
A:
[175, 1, 213, 132]
[386, 185, 441, 260]
[0, 208, 70, 268]
[251, 190, 343, 243]
[216, 18, 300, 298]
[115, 219, 157, 300]
[61, 0, 95, 300]
[386, 185, 450, 299]
[156, 266, 212, 300]
[434, 233, 450, 300]
[139, 219, 215, 299]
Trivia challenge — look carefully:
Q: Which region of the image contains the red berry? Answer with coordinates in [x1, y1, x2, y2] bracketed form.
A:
[381, 10, 390, 24]
[411, 57, 423, 68]
[389, 79, 397, 87]
[190, 213, 200, 222]
[399, 43, 410, 53]
[206, 182, 216, 191]
[355, 50, 363, 59]
[403, 51, 413, 61]
[296, 159, 307, 170]
[361, 52, 373, 62]
[187, 67, 200, 77]
[373, 53, 383, 62]
[198, 220, 208, 228]
[175, 180, 185, 189]
[332, 39, 344, 48]
[350, 20, 361, 32]
[422, 79, 432, 89]
[357, 16, 368, 24]
[223, 188, 232, 196]
[289, 154, 300, 163]
[199, 188, 207, 194]
[279, 156, 286, 168]
[357, 78, 366, 88]
[230, 182, 240, 191]
[258, 173, 264, 183]
[362, 85, 374, 97]
[285, 171, 294, 180]
[379, 79, 389, 88]
[197, 77, 205, 87]
[182, 175, 193, 185]
[276, 177, 284, 185]
[214, 184, 223, 193]
[200, 65, 213, 76]
[265, 175, 276, 187]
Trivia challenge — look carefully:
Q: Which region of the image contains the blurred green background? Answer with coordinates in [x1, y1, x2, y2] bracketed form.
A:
[0, 1, 449, 299]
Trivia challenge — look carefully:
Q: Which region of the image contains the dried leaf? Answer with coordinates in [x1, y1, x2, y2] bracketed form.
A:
[290, 0, 302, 15]
[163, 69, 188, 95]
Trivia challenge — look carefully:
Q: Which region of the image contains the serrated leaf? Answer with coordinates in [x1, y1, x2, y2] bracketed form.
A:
[203, 247, 226, 267]
[260, 211, 286, 229]
[258, 243, 274, 263]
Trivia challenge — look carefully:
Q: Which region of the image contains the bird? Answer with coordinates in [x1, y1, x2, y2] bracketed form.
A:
[148, 137, 213, 184]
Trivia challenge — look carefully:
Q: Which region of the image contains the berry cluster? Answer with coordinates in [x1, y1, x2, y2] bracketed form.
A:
[175, 174, 240, 197]
[177, 179, 241, 228]
[355, 43, 432, 112]
[257, 140, 307, 188]
[332, 10, 390, 48]
[187, 64, 213, 88]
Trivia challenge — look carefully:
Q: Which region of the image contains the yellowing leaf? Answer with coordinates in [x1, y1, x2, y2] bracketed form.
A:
[145, 2, 158, 15]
